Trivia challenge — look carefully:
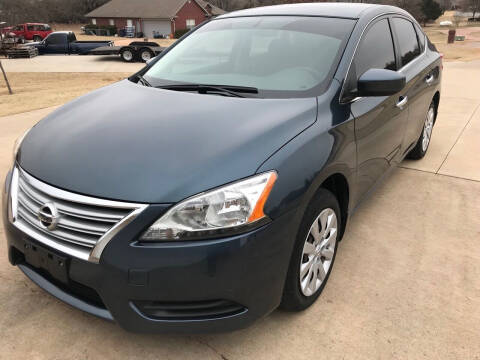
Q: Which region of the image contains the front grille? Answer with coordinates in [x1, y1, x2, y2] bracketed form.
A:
[11, 166, 146, 262]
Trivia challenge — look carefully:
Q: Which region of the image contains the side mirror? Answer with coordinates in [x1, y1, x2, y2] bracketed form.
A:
[357, 69, 406, 97]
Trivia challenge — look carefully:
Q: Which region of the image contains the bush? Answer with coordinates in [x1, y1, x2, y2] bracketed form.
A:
[174, 28, 190, 38]
[84, 24, 117, 35]
[420, 0, 443, 25]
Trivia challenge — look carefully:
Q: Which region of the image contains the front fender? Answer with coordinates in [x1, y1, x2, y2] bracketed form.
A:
[257, 79, 357, 226]
[257, 118, 356, 222]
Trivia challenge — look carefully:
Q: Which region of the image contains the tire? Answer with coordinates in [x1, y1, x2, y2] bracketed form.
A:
[407, 100, 436, 160]
[120, 47, 134, 62]
[33, 35, 42, 42]
[280, 188, 341, 311]
[139, 48, 154, 62]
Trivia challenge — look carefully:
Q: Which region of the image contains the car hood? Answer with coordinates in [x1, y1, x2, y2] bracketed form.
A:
[18, 80, 317, 203]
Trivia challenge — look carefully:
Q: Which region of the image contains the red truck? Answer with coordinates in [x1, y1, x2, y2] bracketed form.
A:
[1, 23, 52, 42]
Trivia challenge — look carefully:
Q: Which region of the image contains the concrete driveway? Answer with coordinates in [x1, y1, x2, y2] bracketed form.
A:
[0, 61, 479, 359]
[1, 54, 144, 73]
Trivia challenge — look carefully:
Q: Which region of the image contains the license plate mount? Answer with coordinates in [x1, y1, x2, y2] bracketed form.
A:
[22, 239, 69, 284]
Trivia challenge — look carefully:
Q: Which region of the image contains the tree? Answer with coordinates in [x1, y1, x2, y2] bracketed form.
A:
[464, 0, 480, 20]
[420, 0, 443, 25]
[386, 0, 424, 22]
[0, 0, 110, 25]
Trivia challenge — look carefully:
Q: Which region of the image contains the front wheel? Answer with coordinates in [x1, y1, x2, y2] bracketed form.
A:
[280, 188, 340, 311]
[407, 101, 436, 160]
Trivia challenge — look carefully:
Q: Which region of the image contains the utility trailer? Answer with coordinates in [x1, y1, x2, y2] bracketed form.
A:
[1, 26, 38, 59]
[88, 41, 165, 62]
[6, 46, 39, 58]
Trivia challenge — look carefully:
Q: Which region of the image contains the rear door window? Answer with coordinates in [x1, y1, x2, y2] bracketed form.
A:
[355, 18, 396, 78]
[414, 23, 425, 52]
[392, 18, 421, 67]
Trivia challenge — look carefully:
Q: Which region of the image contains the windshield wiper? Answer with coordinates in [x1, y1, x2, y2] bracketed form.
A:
[135, 74, 152, 87]
[157, 84, 259, 98]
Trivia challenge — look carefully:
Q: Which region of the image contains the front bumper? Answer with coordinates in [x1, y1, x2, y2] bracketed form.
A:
[2, 170, 298, 333]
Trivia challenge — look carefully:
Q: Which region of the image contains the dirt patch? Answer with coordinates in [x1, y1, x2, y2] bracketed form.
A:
[424, 26, 480, 61]
[436, 42, 480, 61]
[0, 72, 130, 117]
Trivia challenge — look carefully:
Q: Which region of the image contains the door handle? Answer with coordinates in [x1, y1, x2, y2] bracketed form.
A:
[396, 96, 408, 109]
[425, 74, 434, 85]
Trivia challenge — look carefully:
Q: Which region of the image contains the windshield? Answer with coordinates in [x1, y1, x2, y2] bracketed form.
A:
[144, 16, 355, 98]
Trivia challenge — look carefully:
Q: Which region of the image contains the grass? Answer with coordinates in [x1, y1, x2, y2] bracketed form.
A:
[424, 28, 447, 43]
[435, 42, 480, 61]
[0, 72, 130, 117]
[423, 26, 480, 62]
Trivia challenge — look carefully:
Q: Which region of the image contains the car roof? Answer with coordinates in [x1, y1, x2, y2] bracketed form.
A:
[217, 2, 403, 20]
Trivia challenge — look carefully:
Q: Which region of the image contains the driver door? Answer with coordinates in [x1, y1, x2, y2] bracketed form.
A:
[43, 33, 67, 54]
[347, 17, 409, 202]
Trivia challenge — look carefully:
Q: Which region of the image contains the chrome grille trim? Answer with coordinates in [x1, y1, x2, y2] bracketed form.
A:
[10, 166, 148, 263]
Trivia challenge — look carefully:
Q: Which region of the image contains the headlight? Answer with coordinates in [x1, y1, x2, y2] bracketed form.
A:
[12, 128, 31, 164]
[140, 171, 277, 241]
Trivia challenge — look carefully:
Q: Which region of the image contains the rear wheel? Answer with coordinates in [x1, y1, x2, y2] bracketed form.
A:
[33, 35, 42, 42]
[120, 47, 134, 62]
[280, 188, 340, 311]
[139, 48, 154, 62]
[407, 100, 436, 160]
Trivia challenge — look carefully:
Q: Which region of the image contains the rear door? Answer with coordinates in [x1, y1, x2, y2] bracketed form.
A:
[347, 17, 409, 201]
[67, 32, 78, 53]
[41, 24, 52, 39]
[26, 24, 35, 40]
[390, 18, 437, 153]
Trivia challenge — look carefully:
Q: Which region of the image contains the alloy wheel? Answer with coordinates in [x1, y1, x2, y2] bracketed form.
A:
[122, 50, 133, 61]
[141, 51, 152, 62]
[299, 208, 338, 296]
[422, 107, 435, 152]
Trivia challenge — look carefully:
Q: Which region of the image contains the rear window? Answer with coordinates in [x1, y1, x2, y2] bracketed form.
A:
[144, 16, 356, 98]
[392, 18, 421, 67]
